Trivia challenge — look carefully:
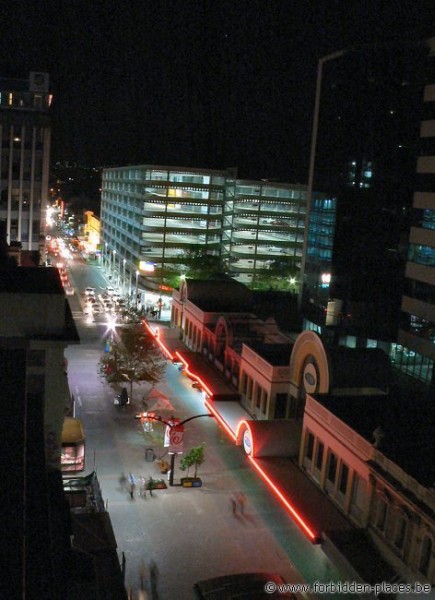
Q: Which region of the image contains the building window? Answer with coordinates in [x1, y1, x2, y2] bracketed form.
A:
[255, 385, 262, 409]
[376, 495, 389, 532]
[305, 432, 314, 462]
[394, 512, 408, 551]
[419, 535, 432, 577]
[327, 452, 338, 484]
[338, 463, 349, 495]
[315, 442, 324, 471]
[274, 393, 287, 419]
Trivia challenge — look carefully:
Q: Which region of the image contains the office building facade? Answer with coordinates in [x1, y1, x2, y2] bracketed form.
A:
[0, 72, 52, 262]
[101, 164, 334, 297]
[398, 37, 435, 385]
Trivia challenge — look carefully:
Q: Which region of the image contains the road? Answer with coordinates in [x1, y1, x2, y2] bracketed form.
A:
[64, 257, 346, 600]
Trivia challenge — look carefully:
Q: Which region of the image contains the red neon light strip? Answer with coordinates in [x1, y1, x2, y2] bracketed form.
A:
[142, 320, 319, 543]
[143, 321, 174, 360]
[204, 400, 237, 442]
[175, 351, 214, 397]
[234, 420, 318, 542]
[247, 455, 319, 542]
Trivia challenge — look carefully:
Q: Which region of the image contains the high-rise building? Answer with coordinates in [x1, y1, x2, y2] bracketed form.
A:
[100, 164, 334, 297]
[398, 37, 435, 385]
[302, 42, 429, 338]
[0, 72, 52, 263]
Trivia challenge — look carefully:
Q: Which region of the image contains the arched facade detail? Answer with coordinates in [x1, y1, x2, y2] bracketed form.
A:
[289, 330, 330, 394]
[215, 316, 232, 362]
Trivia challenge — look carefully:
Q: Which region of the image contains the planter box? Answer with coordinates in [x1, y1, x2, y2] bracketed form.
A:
[147, 481, 167, 490]
[181, 477, 202, 488]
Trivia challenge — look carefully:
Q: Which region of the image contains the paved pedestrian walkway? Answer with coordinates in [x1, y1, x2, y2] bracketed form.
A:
[151, 322, 400, 585]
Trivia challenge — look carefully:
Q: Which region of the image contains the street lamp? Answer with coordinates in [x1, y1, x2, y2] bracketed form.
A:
[123, 258, 126, 297]
[135, 270, 139, 309]
[299, 49, 348, 308]
[135, 412, 213, 486]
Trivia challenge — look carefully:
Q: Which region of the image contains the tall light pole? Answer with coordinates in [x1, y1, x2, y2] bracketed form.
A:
[112, 249, 116, 280]
[299, 49, 348, 308]
[123, 258, 126, 297]
[135, 270, 139, 309]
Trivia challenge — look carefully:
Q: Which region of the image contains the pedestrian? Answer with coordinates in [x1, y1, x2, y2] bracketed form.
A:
[141, 482, 147, 498]
[149, 560, 159, 597]
[129, 473, 137, 499]
[130, 481, 136, 499]
[148, 476, 154, 497]
[230, 494, 237, 516]
[139, 559, 147, 590]
[237, 492, 247, 515]
[119, 472, 127, 491]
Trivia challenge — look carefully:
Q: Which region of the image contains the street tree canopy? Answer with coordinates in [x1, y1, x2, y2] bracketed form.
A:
[179, 248, 224, 279]
[180, 443, 206, 478]
[99, 325, 166, 397]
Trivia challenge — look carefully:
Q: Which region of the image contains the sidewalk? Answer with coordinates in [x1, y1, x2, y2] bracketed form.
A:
[153, 322, 399, 586]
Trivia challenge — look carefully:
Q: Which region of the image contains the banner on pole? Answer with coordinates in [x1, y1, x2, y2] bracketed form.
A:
[169, 425, 184, 453]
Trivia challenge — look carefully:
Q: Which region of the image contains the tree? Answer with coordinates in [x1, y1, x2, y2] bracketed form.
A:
[180, 443, 206, 478]
[178, 247, 224, 279]
[99, 325, 166, 398]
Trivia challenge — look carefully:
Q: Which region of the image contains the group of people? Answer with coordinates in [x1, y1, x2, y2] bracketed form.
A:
[119, 473, 154, 499]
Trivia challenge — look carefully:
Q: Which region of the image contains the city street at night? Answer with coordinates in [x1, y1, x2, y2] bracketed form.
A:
[65, 260, 344, 599]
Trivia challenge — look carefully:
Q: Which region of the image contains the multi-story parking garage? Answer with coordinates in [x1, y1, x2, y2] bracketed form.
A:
[101, 164, 335, 296]
[223, 179, 308, 284]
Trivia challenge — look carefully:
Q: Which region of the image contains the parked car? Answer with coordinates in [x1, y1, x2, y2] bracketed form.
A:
[193, 572, 294, 599]
[85, 287, 95, 296]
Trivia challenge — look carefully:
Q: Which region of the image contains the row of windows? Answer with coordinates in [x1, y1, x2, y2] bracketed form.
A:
[102, 174, 314, 204]
[375, 494, 433, 578]
[408, 243, 435, 266]
[304, 429, 434, 581]
[104, 169, 225, 185]
[403, 277, 435, 305]
[391, 344, 434, 384]
[304, 432, 351, 500]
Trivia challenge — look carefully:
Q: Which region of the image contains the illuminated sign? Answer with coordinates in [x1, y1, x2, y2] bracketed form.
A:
[303, 362, 318, 394]
[139, 261, 155, 273]
[243, 429, 252, 455]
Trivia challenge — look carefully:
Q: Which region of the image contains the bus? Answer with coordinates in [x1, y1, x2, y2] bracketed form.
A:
[61, 417, 85, 473]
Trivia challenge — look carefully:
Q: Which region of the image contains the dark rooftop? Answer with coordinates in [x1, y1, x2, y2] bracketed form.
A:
[246, 342, 293, 366]
[0, 266, 64, 294]
[326, 346, 392, 391]
[313, 391, 435, 488]
[184, 277, 254, 312]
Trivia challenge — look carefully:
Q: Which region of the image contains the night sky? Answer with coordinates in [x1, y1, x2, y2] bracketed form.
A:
[1, 1, 434, 181]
